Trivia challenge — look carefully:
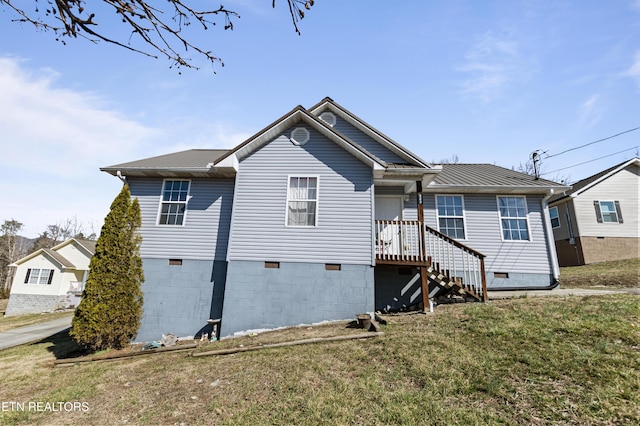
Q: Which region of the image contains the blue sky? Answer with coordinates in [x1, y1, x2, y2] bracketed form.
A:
[1, 0, 639, 238]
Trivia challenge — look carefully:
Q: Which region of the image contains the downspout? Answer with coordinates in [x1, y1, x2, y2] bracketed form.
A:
[491, 189, 560, 291]
[371, 180, 376, 266]
[542, 189, 561, 286]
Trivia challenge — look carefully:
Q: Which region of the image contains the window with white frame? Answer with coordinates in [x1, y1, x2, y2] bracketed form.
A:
[436, 195, 465, 239]
[594, 200, 623, 223]
[287, 177, 318, 226]
[24, 268, 54, 285]
[549, 206, 560, 229]
[498, 196, 530, 241]
[158, 180, 190, 225]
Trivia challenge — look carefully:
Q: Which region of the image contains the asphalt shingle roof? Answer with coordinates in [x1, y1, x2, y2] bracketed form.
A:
[105, 149, 230, 170]
[75, 239, 96, 255]
[43, 248, 75, 268]
[548, 157, 639, 203]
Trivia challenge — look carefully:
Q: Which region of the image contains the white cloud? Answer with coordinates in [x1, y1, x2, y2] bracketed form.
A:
[578, 94, 603, 127]
[625, 50, 640, 90]
[0, 57, 158, 237]
[0, 57, 159, 178]
[457, 31, 524, 102]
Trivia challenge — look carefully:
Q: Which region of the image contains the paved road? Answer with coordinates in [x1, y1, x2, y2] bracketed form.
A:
[0, 316, 73, 351]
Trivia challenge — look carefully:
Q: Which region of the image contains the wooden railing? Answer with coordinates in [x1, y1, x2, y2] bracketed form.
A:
[375, 220, 424, 263]
[375, 220, 488, 301]
[422, 225, 487, 301]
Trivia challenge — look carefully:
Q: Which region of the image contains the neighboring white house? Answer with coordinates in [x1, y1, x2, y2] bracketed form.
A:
[549, 157, 639, 266]
[4, 238, 96, 316]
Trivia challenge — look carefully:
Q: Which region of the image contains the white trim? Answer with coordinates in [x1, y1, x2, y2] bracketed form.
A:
[496, 195, 532, 242]
[570, 158, 640, 197]
[290, 127, 310, 145]
[285, 175, 320, 227]
[435, 194, 468, 240]
[25, 268, 54, 285]
[156, 179, 191, 226]
[224, 109, 386, 170]
[371, 185, 376, 266]
[318, 111, 337, 127]
[309, 101, 432, 168]
[542, 189, 560, 280]
[597, 200, 621, 224]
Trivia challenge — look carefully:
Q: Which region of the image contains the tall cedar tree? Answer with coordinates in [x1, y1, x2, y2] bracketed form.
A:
[70, 184, 144, 350]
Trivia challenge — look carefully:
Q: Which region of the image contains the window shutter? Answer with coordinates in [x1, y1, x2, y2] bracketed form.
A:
[24, 269, 31, 283]
[593, 201, 603, 223]
[47, 270, 54, 285]
[614, 201, 623, 223]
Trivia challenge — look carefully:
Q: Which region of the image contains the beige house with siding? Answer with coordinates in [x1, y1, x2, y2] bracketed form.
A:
[549, 157, 639, 266]
[4, 238, 95, 316]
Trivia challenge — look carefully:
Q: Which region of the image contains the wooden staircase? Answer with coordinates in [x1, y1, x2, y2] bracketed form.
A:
[426, 264, 484, 303]
[375, 220, 488, 304]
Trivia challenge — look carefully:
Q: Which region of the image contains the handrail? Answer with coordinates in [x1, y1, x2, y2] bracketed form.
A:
[422, 224, 486, 259]
[374, 220, 488, 302]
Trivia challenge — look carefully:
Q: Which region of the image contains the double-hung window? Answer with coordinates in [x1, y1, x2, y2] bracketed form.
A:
[594, 200, 623, 223]
[159, 180, 190, 225]
[549, 206, 560, 228]
[498, 196, 530, 241]
[287, 177, 318, 226]
[436, 195, 465, 239]
[24, 268, 54, 285]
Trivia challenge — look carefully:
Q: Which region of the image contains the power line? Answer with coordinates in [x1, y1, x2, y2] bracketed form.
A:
[544, 126, 640, 159]
[541, 146, 639, 175]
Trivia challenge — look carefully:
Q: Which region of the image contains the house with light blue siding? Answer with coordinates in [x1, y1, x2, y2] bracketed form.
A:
[102, 98, 569, 341]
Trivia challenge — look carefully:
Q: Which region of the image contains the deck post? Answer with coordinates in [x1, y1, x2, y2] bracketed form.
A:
[416, 180, 430, 312]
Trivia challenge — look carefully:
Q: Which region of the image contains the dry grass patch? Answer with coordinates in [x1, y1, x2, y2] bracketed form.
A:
[560, 258, 639, 289]
[0, 295, 638, 425]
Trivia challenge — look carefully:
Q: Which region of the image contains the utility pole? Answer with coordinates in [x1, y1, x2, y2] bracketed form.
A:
[531, 150, 542, 179]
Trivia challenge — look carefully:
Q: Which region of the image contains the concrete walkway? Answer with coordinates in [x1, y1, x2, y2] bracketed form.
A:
[488, 287, 638, 300]
[0, 316, 73, 351]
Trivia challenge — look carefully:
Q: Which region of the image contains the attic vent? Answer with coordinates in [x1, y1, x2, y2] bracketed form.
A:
[318, 111, 336, 127]
[290, 127, 310, 145]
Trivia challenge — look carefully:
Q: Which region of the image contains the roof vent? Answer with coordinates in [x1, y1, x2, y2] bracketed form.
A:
[290, 127, 310, 145]
[318, 111, 336, 127]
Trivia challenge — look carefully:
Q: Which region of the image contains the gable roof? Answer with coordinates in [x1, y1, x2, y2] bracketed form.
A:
[102, 99, 442, 181]
[549, 157, 640, 204]
[10, 238, 96, 268]
[75, 239, 97, 255]
[212, 104, 387, 172]
[308, 97, 433, 169]
[42, 248, 75, 268]
[426, 163, 571, 194]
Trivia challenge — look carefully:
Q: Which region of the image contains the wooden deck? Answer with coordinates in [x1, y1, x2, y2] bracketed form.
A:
[375, 220, 488, 302]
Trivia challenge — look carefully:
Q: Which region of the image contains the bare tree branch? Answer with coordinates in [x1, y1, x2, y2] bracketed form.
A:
[0, 1, 314, 72]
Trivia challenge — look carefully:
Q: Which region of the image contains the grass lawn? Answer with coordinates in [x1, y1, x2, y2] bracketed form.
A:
[560, 258, 639, 289]
[0, 294, 638, 425]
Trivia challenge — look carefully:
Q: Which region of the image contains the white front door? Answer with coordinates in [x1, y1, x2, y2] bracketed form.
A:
[375, 196, 403, 255]
[375, 196, 403, 221]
